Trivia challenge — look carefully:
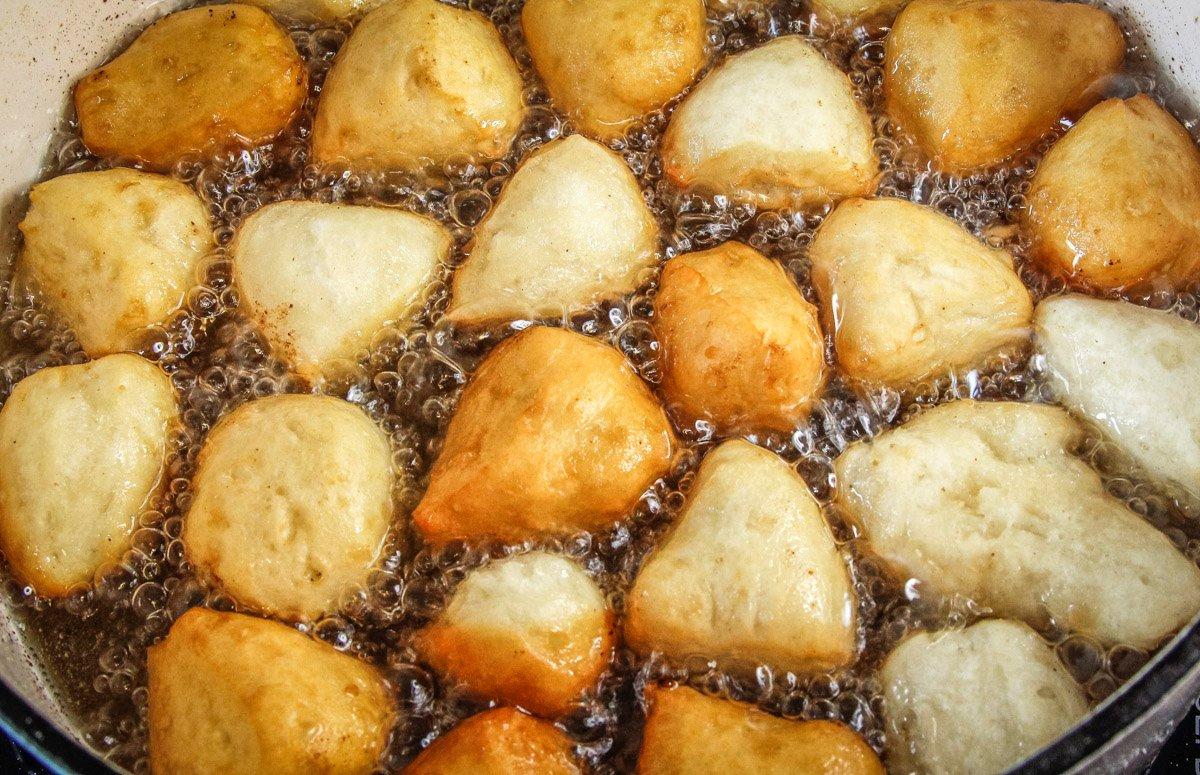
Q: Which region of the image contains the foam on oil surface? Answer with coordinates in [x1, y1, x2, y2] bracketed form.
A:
[0, 1, 1196, 772]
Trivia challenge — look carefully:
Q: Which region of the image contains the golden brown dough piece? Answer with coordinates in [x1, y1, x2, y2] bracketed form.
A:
[654, 241, 826, 434]
[74, 4, 307, 170]
[148, 607, 394, 775]
[637, 685, 884, 775]
[313, 0, 524, 172]
[883, 0, 1124, 173]
[413, 326, 674, 544]
[809, 197, 1032, 389]
[18, 168, 213, 357]
[405, 708, 580, 774]
[184, 394, 393, 621]
[522, 0, 707, 140]
[1025, 95, 1200, 291]
[661, 35, 878, 209]
[0, 355, 177, 596]
[415, 551, 614, 717]
[626, 440, 856, 673]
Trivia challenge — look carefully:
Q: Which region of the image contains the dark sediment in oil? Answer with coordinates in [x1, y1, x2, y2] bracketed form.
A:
[0, 1, 1193, 772]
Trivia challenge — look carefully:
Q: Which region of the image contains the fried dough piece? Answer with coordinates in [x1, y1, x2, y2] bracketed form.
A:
[880, 619, 1088, 775]
[835, 399, 1200, 648]
[313, 0, 524, 172]
[245, 0, 382, 24]
[18, 168, 212, 357]
[0, 355, 177, 596]
[75, 4, 307, 170]
[233, 200, 449, 380]
[809, 197, 1032, 389]
[1035, 295, 1200, 502]
[184, 395, 393, 621]
[883, 0, 1124, 173]
[148, 607, 394, 775]
[405, 708, 580, 775]
[446, 135, 659, 325]
[638, 685, 884, 775]
[1025, 95, 1200, 291]
[413, 326, 674, 544]
[654, 241, 826, 434]
[522, 0, 707, 140]
[662, 36, 878, 209]
[415, 551, 614, 717]
[627, 440, 856, 672]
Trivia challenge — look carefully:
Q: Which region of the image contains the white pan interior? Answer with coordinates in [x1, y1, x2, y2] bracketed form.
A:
[0, 0, 1196, 766]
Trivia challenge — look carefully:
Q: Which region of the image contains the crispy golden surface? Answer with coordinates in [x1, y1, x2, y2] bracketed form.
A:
[654, 241, 826, 434]
[75, 4, 306, 170]
[406, 708, 580, 774]
[413, 326, 674, 544]
[883, 0, 1123, 173]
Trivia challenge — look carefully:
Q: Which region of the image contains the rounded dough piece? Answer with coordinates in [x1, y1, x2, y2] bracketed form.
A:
[415, 551, 613, 717]
[184, 394, 393, 621]
[406, 708, 580, 775]
[233, 201, 449, 380]
[880, 619, 1088, 775]
[244, 0, 383, 24]
[522, 0, 707, 140]
[654, 241, 826, 434]
[834, 399, 1200, 648]
[74, 4, 307, 170]
[148, 607, 394, 775]
[446, 135, 659, 325]
[883, 0, 1124, 174]
[1034, 294, 1200, 502]
[413, 326, 675, 544]
[638, 685, 884, 775]
[809, 197, 1032, 389]
[313, 0, 524, 172]
[661, 35, 878, 210]
[18, 168, 213, 357]
[627, 440, 856, 673]
[0, 355, 177, 596]
[1024, 96, 1200, 292]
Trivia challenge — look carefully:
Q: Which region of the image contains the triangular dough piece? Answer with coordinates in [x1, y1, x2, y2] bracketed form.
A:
[884, 0, 1124, 172]
[626, 439, 855, 672]
[446, 134, 660, 325]
[233, 200, 448, 380]
[413, 326, 675, 543]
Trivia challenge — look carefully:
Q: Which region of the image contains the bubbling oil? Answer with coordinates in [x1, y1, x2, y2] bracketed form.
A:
[1, 0, 1198, 772]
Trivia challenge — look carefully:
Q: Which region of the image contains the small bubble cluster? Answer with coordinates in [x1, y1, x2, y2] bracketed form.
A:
[0, 1, 1197, 773]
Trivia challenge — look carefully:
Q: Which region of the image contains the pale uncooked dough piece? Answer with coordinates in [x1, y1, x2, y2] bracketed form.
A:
[638, 685, 884, 775]
[661, 35, 879, 209]
[627, 440, 856, 672]
[1035, 295, 1200, 502]
[18, 168, 213, 357]
[233, 200, 449, 380]
[313, 0, 524, 171]
[522, 0, 707, 140]
[810, 0, 909, 23]
[883, 0, 1124, 173]
[446, 135, 659, 325]
[881, 619, 1088, 775]
[148, 607, 394, 775]
[1025, 96, 1200, 291]
[413, 326, 675, 544]
[415, 551, 613, 717]
[654, 241, 827, 434]
[184, 394, 393, 621]
[244, 0, 383, 24]
[74, 4, 307, 170]
[809, 197, 1032, 389]
[835, 400, 1200, 648]
[406, 708, 580, 775]
[0, 355, 177, 596]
